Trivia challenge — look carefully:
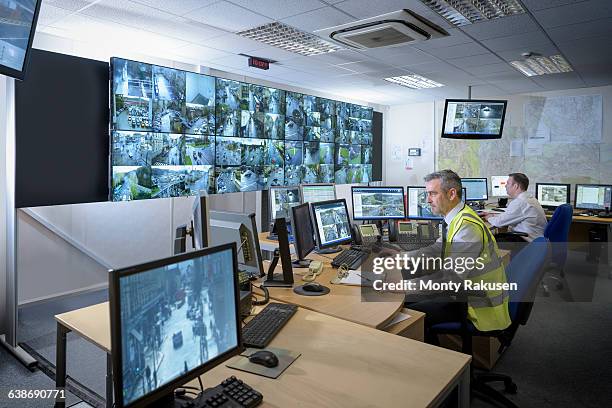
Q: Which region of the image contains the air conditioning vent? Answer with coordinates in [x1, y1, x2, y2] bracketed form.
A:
[315, 9, 448, 50]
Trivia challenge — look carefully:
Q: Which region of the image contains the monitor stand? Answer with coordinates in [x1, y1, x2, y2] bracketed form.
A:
[263, 218, 294, 288]
[292, 258, 311, 268]
[315, 246, 341, 254]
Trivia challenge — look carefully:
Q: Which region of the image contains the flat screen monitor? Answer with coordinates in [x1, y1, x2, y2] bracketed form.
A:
[535, 183, 570, 209]
[291, 203, 316, 265]
[109, 243, 242, 408]
[462, 178, 488, 201]
[301, 183, 336, 204]
[0, 0, 41, 80]
[269, 186, 302, 221]
[574, 184, 612, 211]
[406, 186, 443, 220]
[441, 99, 507, 139]
[351, 186, 405, 220]
[311, 199, 353, 248]
[491, 176, 508, 197]
[192, 195, 210, 249]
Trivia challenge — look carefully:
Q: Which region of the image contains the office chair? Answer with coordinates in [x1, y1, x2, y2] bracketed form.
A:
[429, 237, 550, 408]
[541, 204, 573, 295]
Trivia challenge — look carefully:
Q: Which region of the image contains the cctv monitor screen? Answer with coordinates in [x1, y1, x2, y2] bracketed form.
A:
[536, 183, 570, 209]
[442, 99, 507, 139]
[462, 178, 488, 201]
[270, 186, 302, 220]
[0, 0, 41, 80]
[311, 199, 352, 248]
[351, 186, 405, 220]
[301, 184, 336, 204]
[491, 176, 508, 197]
[291, 203, 316, 260]
[406, 186, 443, 220]
[110, 244, 241, 408]
[575, 184, 612, 211]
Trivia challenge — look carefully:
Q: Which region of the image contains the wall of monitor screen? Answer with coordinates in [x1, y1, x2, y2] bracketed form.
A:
[111, 58, 382, 202]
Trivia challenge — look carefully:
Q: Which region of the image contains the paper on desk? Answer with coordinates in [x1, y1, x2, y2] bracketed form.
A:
[335, 270, 363, 285]
[383, 312, 412, 329]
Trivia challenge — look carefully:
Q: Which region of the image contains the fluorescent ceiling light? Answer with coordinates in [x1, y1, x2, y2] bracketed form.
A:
[237, 22, 342, 56]
[420, 0, 525, 27]
[510, 54, 573, 77]
[384, 74, 444, 89]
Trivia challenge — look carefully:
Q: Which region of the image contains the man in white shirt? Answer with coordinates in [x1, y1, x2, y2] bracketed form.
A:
[483, 173, 547, 242]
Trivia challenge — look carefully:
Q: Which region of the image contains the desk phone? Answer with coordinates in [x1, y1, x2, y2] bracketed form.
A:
[354, 223, 381, 245]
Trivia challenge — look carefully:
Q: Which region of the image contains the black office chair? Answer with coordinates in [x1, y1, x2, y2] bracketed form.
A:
[429, 237, 550, 408]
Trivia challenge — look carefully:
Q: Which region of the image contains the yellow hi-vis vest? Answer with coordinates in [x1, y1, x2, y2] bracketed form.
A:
[444, 205, 511, 332]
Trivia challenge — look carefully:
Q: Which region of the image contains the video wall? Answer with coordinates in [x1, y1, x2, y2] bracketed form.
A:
[110, 58, 374, 201]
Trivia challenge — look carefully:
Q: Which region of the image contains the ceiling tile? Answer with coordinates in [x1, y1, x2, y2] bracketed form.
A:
[362, 67, 413, 79]
[531, 0, 612, 28]
[287, 49, 369, 65]
[281, 6, 356, 32]
[480, 31, 551, 52]
[466, 84, 504, 98]
[200, 33, 266, 55]
[425, 42, 489, 59]
[406, 61, 459, 74]
[447, 53, 504, 69]
[335, 60, 396, 74]
[481, 71, 527, 82]
[547, 17, 612, 43]
[171, 44, 235, 62]
[188, 1, 272, 32]
[530, 72, 586, 90]
[45, 0, 98, 12]
[573, 63, 612, 87]
[247, 45, 308, 62]
[129, 0, 218, 16]
[557, 35, 612, 65]
[227, 0, 327, 20]
[521, 0, 589, 11]
[496, 44, 561, 62]
[149, 17, 226, 44]
[80, 0, 178, 30]
[38, 3, 74, 26]
[462, 62, 515, 76]
[492, 78, 543, 93]
[459, 14, 540, 40]
[336, 0, 419, 19]
[412, 28, 472, 50]
[380, 50, 440, 67]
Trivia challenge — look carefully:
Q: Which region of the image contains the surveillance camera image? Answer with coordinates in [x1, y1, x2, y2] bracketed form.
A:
[285, 92, 304, 140]
[184, 135, 214, 166]
[314, 202, 351, 246]
[112, 58, 153, 99]
[215, 78, 248, 137]
[249, 84, 284, 114]
[303, 95, 316, 115]
[304, 141, 320, 165]
[357, 189, 404, 218]
[319, 143, 334, 165]
[445, 101, 505, 135]
[241, 138, 265, 166]
[216, 137, 241, 166]
[305, 126, 321, 141]
[265, 140, 284, 166]
[153, 99, 185, 133]
[285, 141, 303, 166]
[362, 146, 373, 164]
[151, 166, 213, 198]
[185, 72, 215, 135]
[271, 187, 301, 220]
[117, 248, 238, 407]
[335, 129, 350, 144]
[319, 164, 335, 183]
[112, 131, 157, 167]
[263, 165, 284, 188]
[237, 166, 265, 192]
[239, 110, 264, 138]
[284, 165, 303, 186]
[113, 95, 153, 132]
[264, 113, 285, 139]
[214, 167, 240, 194]
[320, 127, 335, 143]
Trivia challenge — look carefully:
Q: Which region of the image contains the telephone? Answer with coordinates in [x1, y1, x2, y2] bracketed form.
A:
[352, 223, 381, 245]
[396, 221, 438, 249]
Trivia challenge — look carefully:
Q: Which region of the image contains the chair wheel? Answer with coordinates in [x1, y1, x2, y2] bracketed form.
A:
[504, 382, 518, 394]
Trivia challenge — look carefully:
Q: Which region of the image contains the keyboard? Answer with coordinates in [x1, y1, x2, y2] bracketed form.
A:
[242, 303, 297, 348]
[185, 376, 263, 408]
[331, 248, 370, 270]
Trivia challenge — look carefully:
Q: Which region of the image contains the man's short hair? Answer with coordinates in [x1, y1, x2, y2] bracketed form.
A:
[509, 173, 529, 191]
[424, 169, 462, 199]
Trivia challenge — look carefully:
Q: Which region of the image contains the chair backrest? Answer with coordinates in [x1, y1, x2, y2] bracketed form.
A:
[543, 204, 572, 267]
[505, 237, 549, 322]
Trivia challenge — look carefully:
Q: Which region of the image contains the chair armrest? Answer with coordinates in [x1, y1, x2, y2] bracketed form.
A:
[496, 231, 529, 238]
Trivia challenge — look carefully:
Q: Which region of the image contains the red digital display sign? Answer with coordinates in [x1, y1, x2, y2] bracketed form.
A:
[248, 56, 270, 70]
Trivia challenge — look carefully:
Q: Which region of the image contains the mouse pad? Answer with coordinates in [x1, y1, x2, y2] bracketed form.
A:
[226, 347, 301, 379]
[293, 284, 330, 296]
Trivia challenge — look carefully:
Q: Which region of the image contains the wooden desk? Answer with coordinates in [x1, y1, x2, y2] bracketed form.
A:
[55, 302, 471, 408]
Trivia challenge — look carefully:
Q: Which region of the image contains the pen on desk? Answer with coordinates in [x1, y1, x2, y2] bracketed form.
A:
[354, 272, 372, 282]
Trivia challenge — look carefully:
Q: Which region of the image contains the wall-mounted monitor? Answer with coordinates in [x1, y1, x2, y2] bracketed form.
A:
[461, 178, 488, 201]
[442, 99, 507, 139]
[0, 0, 42, 80]
[535, 183, 570, 210]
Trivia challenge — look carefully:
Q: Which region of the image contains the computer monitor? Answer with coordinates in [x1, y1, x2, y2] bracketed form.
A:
[351, 186, 405, 220]
[311, 199, 353, 249]
[291, 203, 316, 267]
[441, 99, 507, 139]
[461, 178, 488, 201]
[109, 243, 242, 408]
[535, 183, 570, 209]
[406, 186, 443, 220]
[269, 186, 302, 221]
[574, 184, 612, 211]
[301, 183, 336, 204]
[209, 211, 264, 278]
[491, 176, 508, 197]
[192, 195, 210, 250]
[0, 0, 42, 80]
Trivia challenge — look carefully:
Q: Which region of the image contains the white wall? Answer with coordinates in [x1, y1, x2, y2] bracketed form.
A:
[1, 76, 7, 332]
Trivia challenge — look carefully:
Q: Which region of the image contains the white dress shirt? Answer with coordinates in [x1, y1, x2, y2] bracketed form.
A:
[487, 191, 547, 242]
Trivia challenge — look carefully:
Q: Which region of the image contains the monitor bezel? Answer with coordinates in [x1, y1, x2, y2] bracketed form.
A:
[300, 183, 336, 204]
[109, 243, 244, 408]
[406, 186, 443, 220]
[310, 198, 353, 249]
[350, 185, 406, 220]
[461, 178, 489, 202]
[0, 0, 42, 80]
[291, 202, 316, 260]
[574, 183, 612, 211]
[268, 185, 302, 221]
[535, 182, 571, 209]
[441, 99, 508, 140]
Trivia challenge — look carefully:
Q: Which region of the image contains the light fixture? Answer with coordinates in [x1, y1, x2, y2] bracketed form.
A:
[236, 22, 342, 56]
[510, 54, 573, 77]
[420, 0, 525, 27]
[384, 74, 444, 89]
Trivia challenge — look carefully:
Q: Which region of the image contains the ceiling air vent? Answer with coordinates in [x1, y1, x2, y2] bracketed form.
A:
[314, 9, 448, 50]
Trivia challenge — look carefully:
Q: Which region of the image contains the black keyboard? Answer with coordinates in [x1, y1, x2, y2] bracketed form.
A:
[185, 376, 263, 408]
[242, 303, 297, 348]
[331, 248, 370, 270]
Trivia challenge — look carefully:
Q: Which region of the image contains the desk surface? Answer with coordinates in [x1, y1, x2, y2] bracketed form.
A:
[546, 214, 612, 224]
[56, 303, 470, 408]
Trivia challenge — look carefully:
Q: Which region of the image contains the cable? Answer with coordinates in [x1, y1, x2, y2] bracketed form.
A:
[251, 283, 270, 306]
[198, 376, 203, 392]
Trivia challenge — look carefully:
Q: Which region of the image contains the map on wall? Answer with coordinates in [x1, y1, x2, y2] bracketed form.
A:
[438, 94, 609, 188]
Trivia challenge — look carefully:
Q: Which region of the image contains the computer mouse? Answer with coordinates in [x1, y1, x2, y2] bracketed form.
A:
[302, 282, 324, 292]
[248, 350, 279, 368]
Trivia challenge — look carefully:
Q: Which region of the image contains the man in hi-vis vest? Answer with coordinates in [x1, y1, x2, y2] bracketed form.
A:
[405, 170, 511, 343]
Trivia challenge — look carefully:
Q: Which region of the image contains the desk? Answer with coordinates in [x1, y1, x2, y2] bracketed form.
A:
[55, 302, 471, 408]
